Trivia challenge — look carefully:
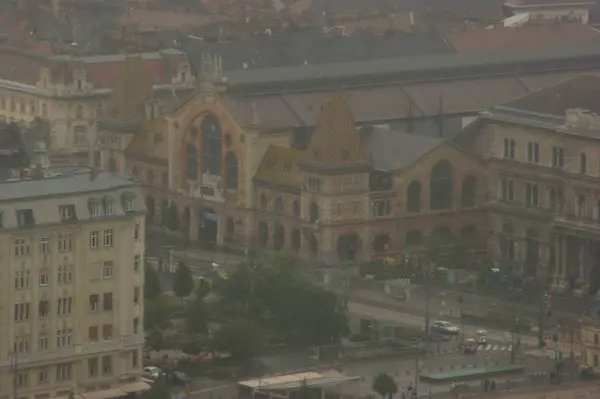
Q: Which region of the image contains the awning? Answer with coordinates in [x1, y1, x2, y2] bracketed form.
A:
[81, 388, 124, 399]
[121, 381, 151, 393]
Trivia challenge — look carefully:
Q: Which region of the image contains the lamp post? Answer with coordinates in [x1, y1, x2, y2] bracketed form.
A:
[424, 257, 431, 338]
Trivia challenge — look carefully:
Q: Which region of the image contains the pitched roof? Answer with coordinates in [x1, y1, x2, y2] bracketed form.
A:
[105, 55, 153, 123]
[306, 95, 370, 167]
[444, 24, 600, 54]
[254, 145, 306, 188]
[359, 127, 443, 171]
[502, 74, 600, 116]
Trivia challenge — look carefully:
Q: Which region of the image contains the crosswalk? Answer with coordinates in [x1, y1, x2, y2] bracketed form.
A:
[477, 344, 513, 352]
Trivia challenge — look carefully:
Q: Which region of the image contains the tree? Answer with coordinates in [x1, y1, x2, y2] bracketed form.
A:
[212, 320, 261, 360]
[166, 202, 181, 231]
[146, 375, 170, 399]
[145, 262, 162, 300]
[146, 328, 165, 351]
[186, 298, 208, 334]
[144, 296, 171, 330]
[372, 373, 398, 399]
[195, 277, 211, 301]
[173, 262, 194, 306]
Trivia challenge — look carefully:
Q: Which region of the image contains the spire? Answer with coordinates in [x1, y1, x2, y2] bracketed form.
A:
[105, 55, 152, 123]
[306, 95, 369, 166]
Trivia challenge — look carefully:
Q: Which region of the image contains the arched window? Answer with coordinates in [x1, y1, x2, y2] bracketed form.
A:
[131, 165, 139, 177]
[147, 170, 155, 185]
[186, 143, 198, 180]
[309, 202, 319, 223]
[75, 104, 83, 119]
[275, 197, 284, 213]
[292, 200, 300, 217]
[202, 114, 221, 175]
[225, 152, 238, 190]
[499, 222, 516, 262]
[461, 176, 477, 208]
[108, 157, 117, 173]
[406, 181, 421, 213]
[431, 226, 452, 247]
[260, 194, 268, 210]
[430, 160, 453, 210]
[460, 225, 476, 244]
[405, 230, 422, 247]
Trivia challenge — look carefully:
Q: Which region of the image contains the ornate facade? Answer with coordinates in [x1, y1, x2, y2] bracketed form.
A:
[98, 55, 489, 264]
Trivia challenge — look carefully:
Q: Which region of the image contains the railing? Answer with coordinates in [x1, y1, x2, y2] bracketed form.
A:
[0, 335, 144, 367]
[554, 213, 600, 231]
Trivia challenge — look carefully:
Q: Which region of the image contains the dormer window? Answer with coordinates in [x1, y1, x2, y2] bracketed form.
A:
[104, 199, 114, 216]
[89, 199, 102, 218]
[59, 205, 76, 221]
[16, 209, 35, 228]
[122, 192, 135, 212]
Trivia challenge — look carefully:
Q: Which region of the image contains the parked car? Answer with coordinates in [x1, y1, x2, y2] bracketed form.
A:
[142, 366, 163, 380]
[431, 320, 460, 335]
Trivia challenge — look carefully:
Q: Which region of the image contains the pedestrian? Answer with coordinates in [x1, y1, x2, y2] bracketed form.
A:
[484, 379, 489, 392]
[491, 380, 496, 392]
[428, 389, 432, 399]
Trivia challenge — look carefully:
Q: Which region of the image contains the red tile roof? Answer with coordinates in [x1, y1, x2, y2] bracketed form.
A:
[444, 24, 600, 53]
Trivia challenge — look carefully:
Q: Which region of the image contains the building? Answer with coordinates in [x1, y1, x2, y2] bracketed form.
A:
[0, 47, 194, 164]
[456, 74, 600, 291]
[0, 168, 148, 399]
[581, 316, 600, 368]
[503, 0, 596, 24]
[459, 381, 600, 398]
[0, 121, 50, 180]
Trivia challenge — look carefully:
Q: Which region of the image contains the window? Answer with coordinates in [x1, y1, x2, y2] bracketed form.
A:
[406, 181, 422, 213]
[56, 363, 72, 381]
[89, 326, 98, 341]
[103, 293, 113, 311]
[503, 138, 516, 159]
[14, 302, 30, 321]
[102, 262, 113, 279]
[14, 238, 29, 256]
[90, 231, 99, 248]
[105, 200, 114, 216]
[226, 152, 238, 190]
[275, 197, 284, 213]
[134, 224, 140, 240]
[57, 265, 72, 283]
[133, 318, 140, 334]
[88, 358, 98, 377]
[103, 229, 113, 247]
[260, 194, 268, 210]
[429, 160, 453, 210]
[13, 336, 29, 353]
[39, 271, 49, 286]
[595, 333, 599, 345]
[134, 287, 140, 304]
[38, 335, 48, 351]
[525, 183, 539, 207]
[58, 234, 72, 252]
[581, 152, 587, 174]
[186, 144, 198, 180]
[125, 198, 134, 211]
[42, 103, 47, 116]
[202, 114, 222, 175]
[552, 146, 565, 167]
[38, 300, 49, 318]
[102, 356, 113, 375]
[74, 126, 86, 145]
[75, 104, 83, 119]
[527, 141, 539, 163]
[372, 200, 391, 217]
[56, 329, 72, 347]
[500, 178, 514, 201]
[16, 209, 35, 227]
[134, 255, 141, 272]
[147, 170, 155, 185]
[15, 372, 28, 388]
[132, 350, 139, 367]
[14, 270, 30, 289]
[102, 324, 113, 340]
[309, 202, 319, 223]
[293, 200, 300, 217]
[90, 202, 101, 217]
[461, 176, 477, 208]
[38, 369, 48, 384]
[57, 297, 72, 316]
[549, 187, 564, 212]
[39, 236, 49, 254]
[59, 205, 76, 221]
[577, 195, 587, 217]
[89, 294, 99, 312]
[30, 102, 35, 115]
[96, 103, 103, 118]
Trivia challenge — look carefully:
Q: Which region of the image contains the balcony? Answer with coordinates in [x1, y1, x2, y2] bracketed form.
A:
[188, 173, 225, 203]
[0, 335, 144, 368]
[553, 213, 600, 234]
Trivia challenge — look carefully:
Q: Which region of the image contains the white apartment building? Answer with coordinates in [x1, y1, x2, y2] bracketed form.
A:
[0, 168, 147, 399]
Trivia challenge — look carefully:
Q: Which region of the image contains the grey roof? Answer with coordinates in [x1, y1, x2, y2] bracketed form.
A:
[0, 168, 137, 201]
[224, 41, 600, 93]
[184, 31, 453, 72]
[359, 127, 443, 171]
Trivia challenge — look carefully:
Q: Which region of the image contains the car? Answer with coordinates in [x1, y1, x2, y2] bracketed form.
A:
[476, 330, 488, 345]
[142, 366, 163, 380]
[463, 339, 478, 354]
[167, 371, 190, 386]
[430, 320, 460, 335]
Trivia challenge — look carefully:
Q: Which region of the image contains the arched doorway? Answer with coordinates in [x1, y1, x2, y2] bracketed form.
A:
[291, 228, 301, 253]
[306, 232, 318, 258]
[273, 224, 285, 251]
[258, 222, 269, 248]
[145, 196, 155, 223]
[337, 234, 360, 262]
[373, 234, 390, 254]
[198, 208, 218, 249]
